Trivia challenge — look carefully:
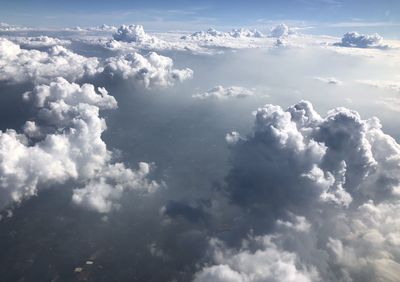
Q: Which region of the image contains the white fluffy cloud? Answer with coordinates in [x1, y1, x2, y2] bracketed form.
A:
[194, 235, 318, 282]
[334, 32, 388, 49]
[0, 38, 101, 83]
[104, 52, 193, 88]
[0, 38, 193, 88]
[193, 86, 255, 100]
[0, 78, 158, 212]
[224, 100, 400, 281]
[113, 25, 156, 43]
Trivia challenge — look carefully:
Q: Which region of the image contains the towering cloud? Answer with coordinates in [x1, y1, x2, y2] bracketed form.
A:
[215, 100, 400, 281]
[0, 78, 157, 212]
[113, 25, 154, 43]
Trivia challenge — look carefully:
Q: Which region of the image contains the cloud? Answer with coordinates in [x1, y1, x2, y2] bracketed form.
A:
[0, 78, 157, 212]
[270, 24, 296, 38]
[181, 28, 231, 40]
[0, 38, 101, 83]
[334, 32, 388, 49]
[227, 100, 400, 213]
[113, 25, 157, 43]
[193, 85, 255, 100]
[194, 235, 318, 282]
[222, 100, 400, 281]
[0, 38, 193, 88]
[11, 36, 71, 49]
[357, 80, 400, 92]
[313, 76, 342, 85]
[229, 28, 264, 38]
[103, 52, 193, 88]
[182, 28, 264, 40]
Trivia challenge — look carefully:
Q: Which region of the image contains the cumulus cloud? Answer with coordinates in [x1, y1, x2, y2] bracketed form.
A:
[113, 24, 158, 43]
[228, 100, 400, 212]
[103, 52, 193, 88]
[229, 28, 264, 38]
[194, 235, 318, 282]
[334, 32, 388, 49]
[270, 24, 291, 38]
[181, 28, 230, 40]
[0, 38, 101, 83]
[0, 38, 192, 88]
[0, 78, 158, 212]
[222, 100, 400, 281]
[193, 85, 255, 100]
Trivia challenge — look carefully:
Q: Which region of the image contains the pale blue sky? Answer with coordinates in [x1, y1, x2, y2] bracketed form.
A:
[1, 0, 399, 36]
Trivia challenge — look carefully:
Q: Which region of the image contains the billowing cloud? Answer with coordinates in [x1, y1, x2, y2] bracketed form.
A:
[193, 85, 255, 100]
[113, 25, 157, 44]
[222, 100, 400, 281]
[103, 52, 193, 88]
[0, 38, 101, 83]
[0, 78, 157, 212]
[334, 32, 388, 49]
[194, 235, 318, 282]
[0, 38, 193, 88]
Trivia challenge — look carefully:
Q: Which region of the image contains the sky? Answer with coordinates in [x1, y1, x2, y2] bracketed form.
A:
[1, 0, 400, 34]
[1, 1, 400, 281]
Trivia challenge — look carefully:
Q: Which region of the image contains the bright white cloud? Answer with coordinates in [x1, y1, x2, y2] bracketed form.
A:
[193, 85, 255, 100]
[0, 38, 101, 83]
[104, 52, 193, 88]
[0, 78, 158, 212]
[194, 235, 318, 282]
[113, 25, 157, 43]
